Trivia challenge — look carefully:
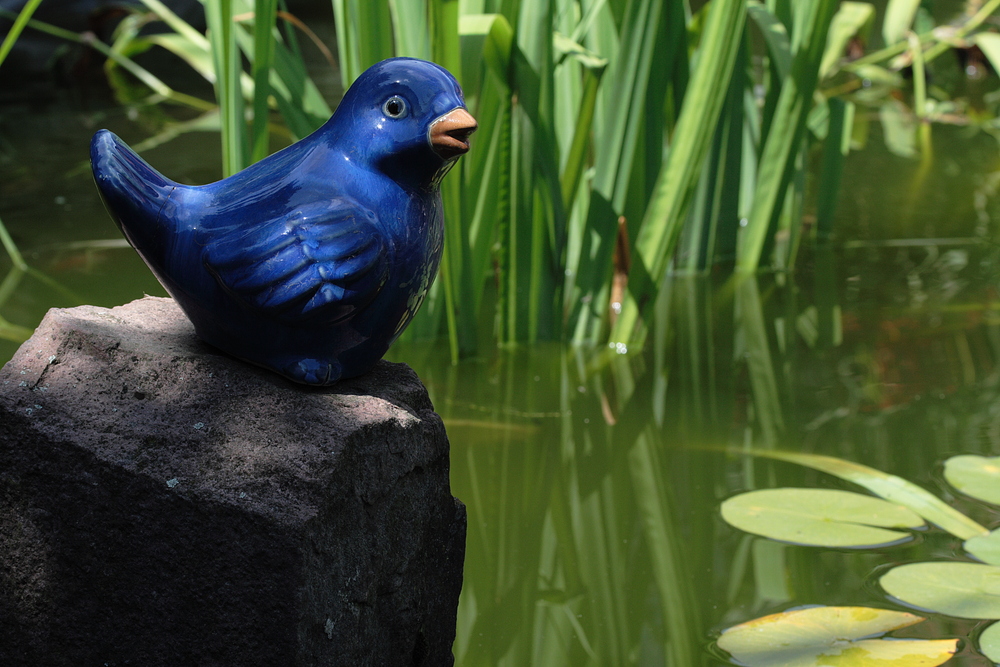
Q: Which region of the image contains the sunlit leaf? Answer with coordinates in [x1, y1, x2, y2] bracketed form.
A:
[138, 0, 210, 50]
[145, 33, 215, 82]
[944, 455, 1000, 505]
[743, 450, 988, 540]
[721, 488, 922, 547]
[127, 110, 223, 154]
[972, 33, 1000, 76]
[852, 64, 904, 87]
[717, 606, 957, 667]
[820, 2, 875, 79]
[736, 0, 840, 273]
[980, 620, 1000, 663]
[458, 14, 514, 81]
[881, 562, 1000, 619]
[748, 1, 791, 79]
[882, 0, 921, 46]
[966, 530, 1000, 566]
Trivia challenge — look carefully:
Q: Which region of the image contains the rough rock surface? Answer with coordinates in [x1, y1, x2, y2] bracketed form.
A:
[0, 296, 465, 667]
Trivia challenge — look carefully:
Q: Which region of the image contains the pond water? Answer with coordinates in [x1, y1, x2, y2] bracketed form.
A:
[3, 82, 1000, 664]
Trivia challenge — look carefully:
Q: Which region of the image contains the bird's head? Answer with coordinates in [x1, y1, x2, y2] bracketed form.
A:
[333, 58, 478, 190]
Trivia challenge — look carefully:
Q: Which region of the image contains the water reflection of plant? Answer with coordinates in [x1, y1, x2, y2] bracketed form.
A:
[417, 347, 715, 665]
[0, 211, 76, 343]
[393, 247, 1000, 664]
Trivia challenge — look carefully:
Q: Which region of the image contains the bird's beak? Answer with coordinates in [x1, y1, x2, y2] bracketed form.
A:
[430, 108, 477, 160]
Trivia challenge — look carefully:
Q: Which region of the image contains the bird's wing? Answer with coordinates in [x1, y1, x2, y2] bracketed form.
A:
[202, 197, 389, 325]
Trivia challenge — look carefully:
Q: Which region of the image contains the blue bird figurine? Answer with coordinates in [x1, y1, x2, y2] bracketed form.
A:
[91, 57, 476, 385]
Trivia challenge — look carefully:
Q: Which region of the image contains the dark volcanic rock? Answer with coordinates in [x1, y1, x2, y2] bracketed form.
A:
[0, 296, 465, 666]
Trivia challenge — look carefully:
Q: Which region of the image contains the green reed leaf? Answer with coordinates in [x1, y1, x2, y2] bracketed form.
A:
[737, 0, 838, 273]
[882, 0, 921, 46]
[205, 0, 247, 175]
[0, 0, 43, 68]
[250, 0, 278, 163]
[609, 0, 746, 344]
[748, 1, 791, 79]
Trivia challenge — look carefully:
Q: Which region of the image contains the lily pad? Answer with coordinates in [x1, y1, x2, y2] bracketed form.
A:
[965, 529, 1000, 566]
[979, 620, 1000, 663]
[717, 605, 957, 666]
[944, 455, 1000, 505]
[746, 450, 987, 540]
[720, 488, 923, 548]
[881, 562, 1000, 619]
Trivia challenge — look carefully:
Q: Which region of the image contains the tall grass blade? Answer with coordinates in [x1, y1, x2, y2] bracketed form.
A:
[747, 1, 791, 79]
[609, 0, 746, 344]
[250, 0, 279, 162]
[568, 0, 678, 344]
[261, 27, 331, 137]
[433, 0, 472, 359]
[909, 31, 927, 120]
[0, 0, 43, 68]
[139, 0, 210, 49]
[330, 0, 394, 88]
[144, 33, 215, 81]
[556, 42, 606, 214]
[329, 0, 354, 88]
[457, 15, 514, 328]
[816, 98, 852, 243]
[389, 0, 430, 58]
[205, 0, 247, 175]
[679, 37, 746, 272]
[736, 0, 838, 273]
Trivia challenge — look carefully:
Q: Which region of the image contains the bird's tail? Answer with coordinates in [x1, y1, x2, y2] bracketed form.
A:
[90, 130, 178, 245]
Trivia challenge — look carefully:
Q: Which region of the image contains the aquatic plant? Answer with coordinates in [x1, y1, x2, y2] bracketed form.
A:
[718, 450, 1000, 665]
[4, 0, 1000, 357]
[327, 0, 1000, 356]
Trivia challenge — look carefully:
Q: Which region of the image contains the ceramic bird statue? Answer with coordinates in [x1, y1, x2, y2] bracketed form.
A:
[91, 57, 476, 385]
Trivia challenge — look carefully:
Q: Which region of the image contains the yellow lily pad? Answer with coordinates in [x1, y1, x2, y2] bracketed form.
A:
[717, 606, 957, 666]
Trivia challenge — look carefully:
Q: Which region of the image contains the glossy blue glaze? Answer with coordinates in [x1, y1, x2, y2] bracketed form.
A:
[91, 58, 476, 385]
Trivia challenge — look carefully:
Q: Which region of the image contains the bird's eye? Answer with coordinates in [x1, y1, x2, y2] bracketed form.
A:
[382, 96, 408, 119]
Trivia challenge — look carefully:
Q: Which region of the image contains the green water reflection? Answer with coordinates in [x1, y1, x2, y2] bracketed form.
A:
[3, 98, 1000, 665]
[390, 260, 1000, 665]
